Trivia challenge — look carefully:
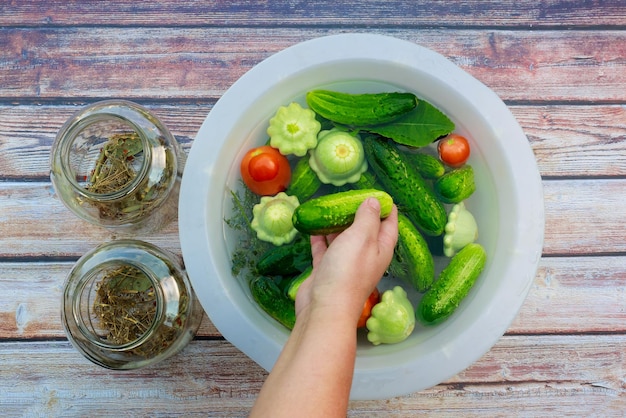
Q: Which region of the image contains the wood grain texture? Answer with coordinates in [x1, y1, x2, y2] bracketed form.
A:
[1, 104, 625, 180]
[1, 256, 624, 340]
[1, 0, 625, 414]
[1, 337, 624, 416]
[518, 105, 626, 178]
[1, 0, 625, 28]
[1, 28, 625, 102]
[0, 179, 623, 259]
[543, 179, 626, 255]
[0, 261, 220, 339]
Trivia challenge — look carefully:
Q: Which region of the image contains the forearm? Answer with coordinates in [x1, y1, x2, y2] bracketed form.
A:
[250, 307, 357, 418]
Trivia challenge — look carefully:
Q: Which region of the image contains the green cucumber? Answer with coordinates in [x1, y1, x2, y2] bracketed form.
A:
[285, 154, 322, 202]
[352, 170, 383, 191]
[306, 90, 417, 126]
[404, 150, 446, 179]
[286, 266, 313, 301]
[364, 136, 447, 236]
[292, 189, 393, 235]
[389, 213, 435, 292]
[417, 243, 487, 325]
[434, 165, 476, 204]
[255, 235, 312, 276]
[249, 275, 296, 330]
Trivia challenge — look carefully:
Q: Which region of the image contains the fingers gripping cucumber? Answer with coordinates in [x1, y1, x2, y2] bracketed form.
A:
[364, 136, 447, 236]
[389, 213, 435, 292]
[292, 189, 393, 235]
[306, 90, 417, 126]
[417, 243, 487, 325]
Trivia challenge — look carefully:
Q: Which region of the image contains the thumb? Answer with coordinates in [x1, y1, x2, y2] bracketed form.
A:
[350, 197, 383, 233]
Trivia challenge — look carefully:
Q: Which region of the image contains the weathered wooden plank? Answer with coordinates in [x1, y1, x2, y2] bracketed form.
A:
[1, 2, 623, 416]
[0, 104, 203, 180]
[0, 261, 220, 340]
[0, 181, 182, 258]
[1, 104, 625, 180]
[520, 105, 626, 178]
[1, 0, 625, 28]
[1, 255, 624, 340]
[0, 180, 622, 258]
[1, 28, 624, 102]
[543, 179, 626, 255]
[0, 336, 624, 416]
[509, 256, 626, 334]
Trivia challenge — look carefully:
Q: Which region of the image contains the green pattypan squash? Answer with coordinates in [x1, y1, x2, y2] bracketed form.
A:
[366, 286, 415, 345]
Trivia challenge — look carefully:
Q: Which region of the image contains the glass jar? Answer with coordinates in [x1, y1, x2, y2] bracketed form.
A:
[61, 240, 203, 370]
[50, 100, 182, 234]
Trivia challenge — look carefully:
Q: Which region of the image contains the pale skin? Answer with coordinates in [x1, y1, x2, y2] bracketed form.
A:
[250, 198, 399, 418]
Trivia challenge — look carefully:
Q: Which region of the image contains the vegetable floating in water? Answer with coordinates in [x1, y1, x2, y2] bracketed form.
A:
[434, 165, 476, 204]
[438, 133, 470, 168]
[251, 192, 300, 246]
[308, 128, 368, 186]
[285, 153, 322, 203]
[240, 145, 292, 196]
[250, 275, 296, 330]
[389, 213, 435, 293]
[285, 266, 313, 301]
[443, 202, 479, 257]
[255, 235, 312, 276]
[267, 102, 321, 157]
[358, 288, 381, 328]
[306, 90, 417, 126]
[366, 286, 415, 345]
[417, 243, 487, 325]
[364, 136, 447, 236]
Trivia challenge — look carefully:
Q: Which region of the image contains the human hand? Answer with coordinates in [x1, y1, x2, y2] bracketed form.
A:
[295, 197, 399, 325]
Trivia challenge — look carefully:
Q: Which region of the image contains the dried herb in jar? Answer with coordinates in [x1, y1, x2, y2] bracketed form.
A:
[86, 132, 175, 222]
[93, 264, 188, 357]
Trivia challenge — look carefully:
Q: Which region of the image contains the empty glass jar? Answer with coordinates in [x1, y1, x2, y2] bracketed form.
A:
[50, 100, 182, 233]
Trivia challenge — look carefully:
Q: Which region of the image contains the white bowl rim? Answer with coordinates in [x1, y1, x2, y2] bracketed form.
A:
[179, 33, 545, 400]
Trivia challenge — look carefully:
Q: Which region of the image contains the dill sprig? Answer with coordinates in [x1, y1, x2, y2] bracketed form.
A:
[224, 183, 271, 277]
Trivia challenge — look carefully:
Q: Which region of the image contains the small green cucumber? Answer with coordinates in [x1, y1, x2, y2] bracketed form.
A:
[351, 170, 383, 191]
[417, 243, 487, 325]
[306, 90, 417, 126]
[389, 213, 435, 292]
[434, 165, 476, 204]
[285, 154, 322, 203]
[255, 235, 312, 276]
[249, 275, 296, 330]
[292, 189, 393, 235]
[364, 136, 447, 236]
[286, 266, 313, 301]
[404, 150, 446, 179]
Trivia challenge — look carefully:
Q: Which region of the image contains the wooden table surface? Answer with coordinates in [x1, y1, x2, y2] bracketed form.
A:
[1, 1, 625, 416]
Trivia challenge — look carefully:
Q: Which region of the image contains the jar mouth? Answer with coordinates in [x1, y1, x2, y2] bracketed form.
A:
[61, 240, 201, 370]
[58, 113, 152, 202]
[73, 261, 163, 351]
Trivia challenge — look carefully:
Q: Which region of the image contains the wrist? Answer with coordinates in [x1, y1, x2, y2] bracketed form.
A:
[298, 298, 361, 331]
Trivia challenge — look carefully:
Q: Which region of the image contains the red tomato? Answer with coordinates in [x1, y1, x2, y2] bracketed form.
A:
[240, 145, 291, 196]
[438, 134, 471, 168]
[357, 288, 381, 328]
